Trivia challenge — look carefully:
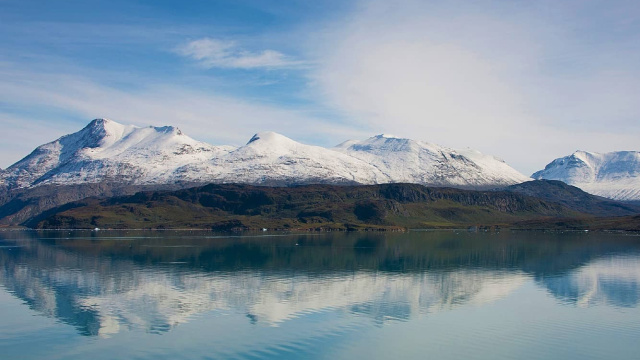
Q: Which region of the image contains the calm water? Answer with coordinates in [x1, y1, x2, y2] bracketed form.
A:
[0, 230, 639, 359]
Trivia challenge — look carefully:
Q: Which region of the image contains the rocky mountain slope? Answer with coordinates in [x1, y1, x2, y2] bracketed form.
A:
[532, 151, 640, 201]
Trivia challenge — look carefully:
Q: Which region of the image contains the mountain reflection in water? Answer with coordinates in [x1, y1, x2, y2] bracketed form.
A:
[0, 230, 639, 339]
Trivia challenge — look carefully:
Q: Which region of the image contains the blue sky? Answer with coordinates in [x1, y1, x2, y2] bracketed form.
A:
[1, 0, 639, 174]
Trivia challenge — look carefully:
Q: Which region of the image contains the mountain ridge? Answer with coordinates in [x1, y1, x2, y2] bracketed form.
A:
[1, 118, 531, 191]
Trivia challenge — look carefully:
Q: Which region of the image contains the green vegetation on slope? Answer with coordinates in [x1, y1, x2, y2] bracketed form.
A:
[28, 183, 599, 230]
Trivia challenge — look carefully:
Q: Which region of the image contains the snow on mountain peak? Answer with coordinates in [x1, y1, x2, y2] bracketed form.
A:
[375, 133, 400, 139]
[0, 119, 228, 188]
[240, 132, 308, 159]
[246, 131, 295, 145]
[352, 134, 416, 153]
[533, 150, 640, 200]
[85, 118, 130, 134]
[83, 119, 183, 144]
[1, 119, 530, 190]
[334, 135, 529, 188]
[78, 118, 139, 149]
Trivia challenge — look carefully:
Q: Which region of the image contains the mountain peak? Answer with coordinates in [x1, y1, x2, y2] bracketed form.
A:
[533, 150, 640, 201]
[374, 133, 401, 139]
[151, 125, 182, 136]
[350, 134, 415, 153]
[83, 118, 127, 133]
[87, 118, 114, 126]
[246, 131, 296, 146]
[83, 118, 110, 134]
[85, 119, 181, 136]
[74, 118, 137, 149]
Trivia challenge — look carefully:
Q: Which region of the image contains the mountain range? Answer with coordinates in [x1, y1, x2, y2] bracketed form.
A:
[1, 118, 639, 228]
[0, 118, 529, 190]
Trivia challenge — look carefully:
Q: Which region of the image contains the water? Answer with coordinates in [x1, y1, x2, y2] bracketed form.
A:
[0, 230, 639, 359]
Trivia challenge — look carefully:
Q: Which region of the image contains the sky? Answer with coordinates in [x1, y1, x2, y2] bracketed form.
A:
[1, 0, 639, 175]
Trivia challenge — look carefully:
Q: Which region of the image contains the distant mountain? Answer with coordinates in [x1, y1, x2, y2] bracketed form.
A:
[335, 134, 528, 189]
[532, 151, 640, 201]
[1, 119, 529, 192]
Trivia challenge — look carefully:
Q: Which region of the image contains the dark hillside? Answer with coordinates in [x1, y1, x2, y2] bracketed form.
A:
[504, 180, 640, 217]
[29, 183, 584, 230]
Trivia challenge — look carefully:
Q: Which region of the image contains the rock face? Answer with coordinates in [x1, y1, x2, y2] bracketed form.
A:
[1, 119, 530, 192]
[532, 151, 640, 201]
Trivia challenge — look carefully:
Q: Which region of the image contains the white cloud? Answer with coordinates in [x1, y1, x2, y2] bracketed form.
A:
[306, 0, 640, 175]
[177, 38, 299, 69]
[0, 66, 368, 168]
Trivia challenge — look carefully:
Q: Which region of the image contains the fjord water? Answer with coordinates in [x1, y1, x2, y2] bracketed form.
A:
[0, 230, 639, 359]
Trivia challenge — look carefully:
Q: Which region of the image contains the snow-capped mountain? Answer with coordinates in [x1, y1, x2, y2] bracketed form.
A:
[1, 118, 530, 190]
[532, 151, 640, 201]
[179, 131, 387, 185]
[335, 134, 528, 188]
[0, 119, 233, 189]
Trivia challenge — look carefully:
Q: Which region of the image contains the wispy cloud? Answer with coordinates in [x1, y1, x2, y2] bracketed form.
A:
[0, 64, 367, 168]
[176, 38, 299, 69]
